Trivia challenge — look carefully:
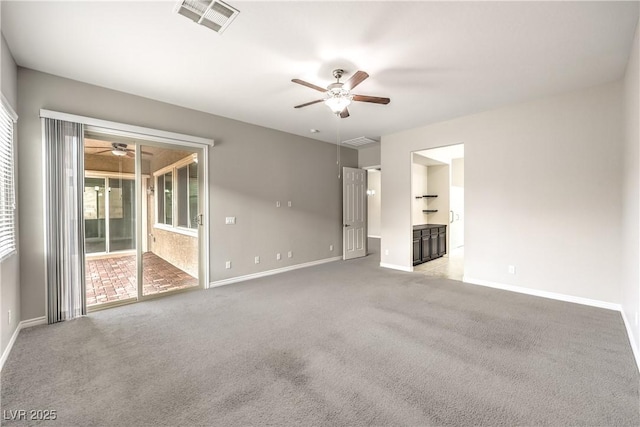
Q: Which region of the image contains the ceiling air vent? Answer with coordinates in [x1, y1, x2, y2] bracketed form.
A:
[175, 0, 239, 34]
[342, 136, 380, 148]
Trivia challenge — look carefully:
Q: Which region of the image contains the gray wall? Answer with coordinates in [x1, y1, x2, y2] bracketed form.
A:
[381, 81, 624, 304]
[1, 31, 20, 357]
[622, 18, 640, 363]
[17, 68, 357, 320]
[358, 144, 381, 168]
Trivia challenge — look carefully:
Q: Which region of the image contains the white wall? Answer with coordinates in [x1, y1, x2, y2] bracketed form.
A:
[382, 81, 624, 304]
[452, 158, 464, 188]
[17, 68, 357, 321]
[426, 165, 450, 229]
[411, 158, 428, 226]
[0, 31, 20, 358]
[367, 170, 381, 238]
[450, 158, 465, 249]
[358, 145, 381, 168]
[621, 18, 640, 363]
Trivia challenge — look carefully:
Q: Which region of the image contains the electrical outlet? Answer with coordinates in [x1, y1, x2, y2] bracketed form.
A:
[225, 217, 236, 225]
[329, 244, 333, 251]
[255, 256, 260, 264]
[288, 251, 292, 258]
[508, 265, 516, 275]
[276, 201, 281, 208]
[288, 201, 292, 207]
[276, 253, 281, 261]
[7, 310, 11, 325]
[225, 261, 231, 269]
[384, 249, 389, 256]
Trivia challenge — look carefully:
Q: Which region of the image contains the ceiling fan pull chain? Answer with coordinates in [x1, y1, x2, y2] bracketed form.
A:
[336, 113, 341, 179]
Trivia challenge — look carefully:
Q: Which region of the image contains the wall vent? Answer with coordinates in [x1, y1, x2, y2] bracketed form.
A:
[342, 136, 380, 148]
[175, 0, 239, 34]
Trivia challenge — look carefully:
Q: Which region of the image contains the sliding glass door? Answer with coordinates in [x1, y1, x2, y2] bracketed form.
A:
[139, 144, 201, 298]
[83, 135, 138, 308]
[83, 175, 136, 255]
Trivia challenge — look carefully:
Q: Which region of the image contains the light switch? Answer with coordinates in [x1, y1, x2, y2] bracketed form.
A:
[225, 217, 236, 225]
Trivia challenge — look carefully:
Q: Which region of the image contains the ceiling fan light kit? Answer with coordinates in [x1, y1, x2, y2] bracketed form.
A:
[324, 88, 353, 114]
[292, 69, 390, 118]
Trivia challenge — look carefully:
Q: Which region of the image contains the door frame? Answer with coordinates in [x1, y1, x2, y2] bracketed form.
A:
[134, 140, 209, 301]
[40, 109, 213, 315]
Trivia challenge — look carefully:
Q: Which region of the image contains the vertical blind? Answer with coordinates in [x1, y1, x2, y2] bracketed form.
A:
[0, 97, 17, 261]
[44, 118, 86, 323]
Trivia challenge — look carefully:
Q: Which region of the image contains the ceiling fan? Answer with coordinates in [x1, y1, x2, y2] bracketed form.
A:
[94, 143, 153, 158]
[292, 69, 390, 118]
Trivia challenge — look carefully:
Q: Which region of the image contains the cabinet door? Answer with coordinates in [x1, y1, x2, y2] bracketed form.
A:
[438, 228, 447, 256]
[421, 234, 431, 262]
[413, 238, 421, 265]
[430, 233, 439, 259]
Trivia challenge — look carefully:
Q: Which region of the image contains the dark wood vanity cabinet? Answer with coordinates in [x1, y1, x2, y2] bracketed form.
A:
[412, 224, 447, 266]
[412, 231, 422, 264]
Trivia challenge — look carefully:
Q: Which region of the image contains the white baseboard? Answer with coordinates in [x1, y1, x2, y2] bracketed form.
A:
[463, 276, 622, 311]
[368, 235, 381, 239]
[20, 316, 46, 328]
[209, 256, 342, 288]
[463, 276, 639, 372]
[0, 324, 21, 372]
[620, 310, 640, 373]
[0, 316, 47, 371]
[380, 262, 413, 272]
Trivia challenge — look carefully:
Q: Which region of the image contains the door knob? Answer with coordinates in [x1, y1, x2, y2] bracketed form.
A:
[344, 224, 351, 228]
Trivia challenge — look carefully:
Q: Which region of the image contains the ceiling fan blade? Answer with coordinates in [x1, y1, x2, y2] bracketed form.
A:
[141, 151, 153, 156]
[93, 149, 111, 155]
[126, 151, 135, 158]
[352, 94, 391, 105]
[294, 99, 324, 109]
[292, 79, 326, 93]
[339, 108, 350, 119]
[343, 71, 369, 91]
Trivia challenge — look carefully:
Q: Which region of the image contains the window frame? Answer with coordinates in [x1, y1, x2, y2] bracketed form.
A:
[0, 95, 18, 262]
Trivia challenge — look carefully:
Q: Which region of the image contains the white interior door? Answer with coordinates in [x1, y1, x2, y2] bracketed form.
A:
[343, 167, 367, 260]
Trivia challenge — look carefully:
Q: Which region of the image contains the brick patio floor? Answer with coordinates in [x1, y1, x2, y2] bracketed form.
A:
[85, 252, 198, 306]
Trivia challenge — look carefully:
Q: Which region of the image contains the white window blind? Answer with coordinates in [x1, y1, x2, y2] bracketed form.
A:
[0, 97, 17, 261]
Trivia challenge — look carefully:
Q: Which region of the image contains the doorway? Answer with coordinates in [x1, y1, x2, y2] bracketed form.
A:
[410, 143, 464, 280]
[83, 130, 207, 309]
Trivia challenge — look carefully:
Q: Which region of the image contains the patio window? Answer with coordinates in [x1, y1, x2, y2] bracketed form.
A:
[154, 156, 198, 232]
[157, 171, 173, 226]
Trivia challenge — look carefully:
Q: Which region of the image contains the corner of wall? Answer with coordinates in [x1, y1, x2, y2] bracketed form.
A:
[0, 30, 21, 361]
[621, 15, 640, 371]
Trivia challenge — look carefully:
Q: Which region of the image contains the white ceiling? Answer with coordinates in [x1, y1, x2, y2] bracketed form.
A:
[2, 1, 638, 146]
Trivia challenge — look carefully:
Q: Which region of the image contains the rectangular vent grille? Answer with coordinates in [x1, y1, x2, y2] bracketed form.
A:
[176, 0, 239, 34]
[342, 136, 380, 147]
